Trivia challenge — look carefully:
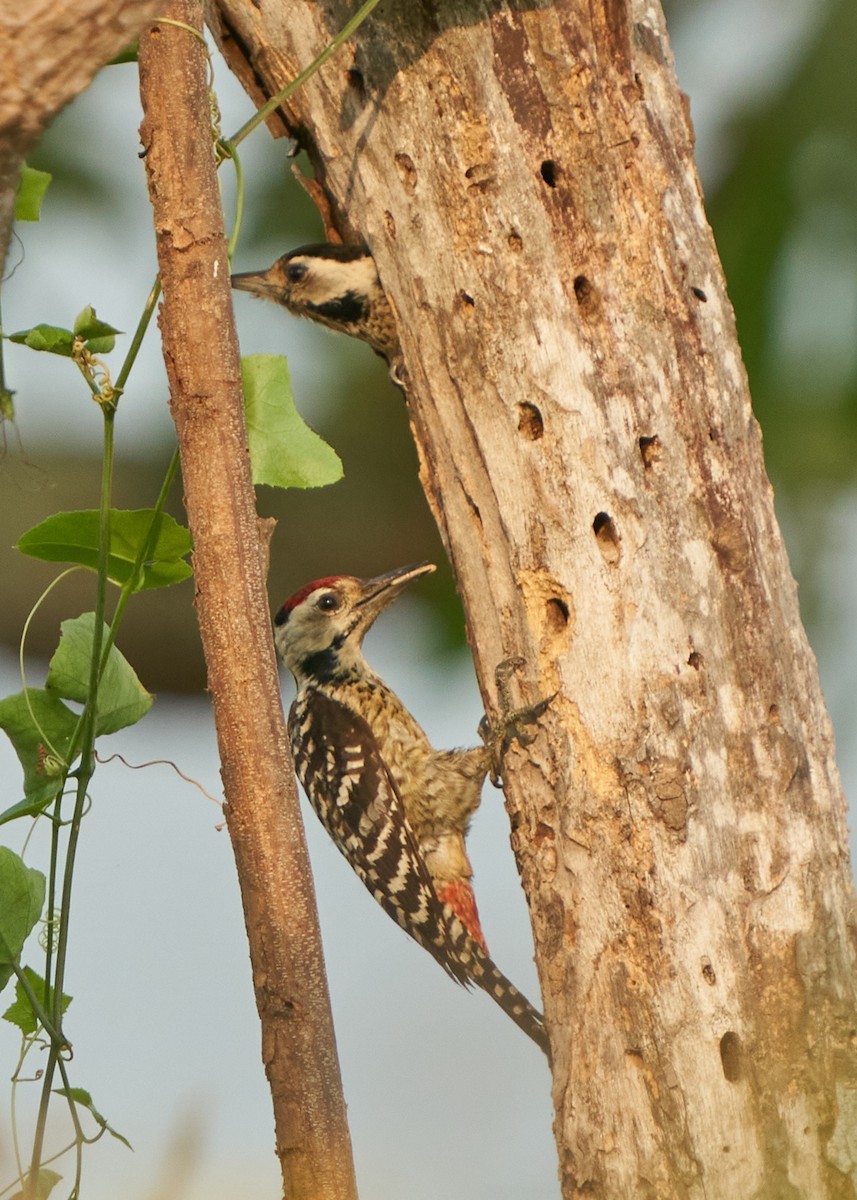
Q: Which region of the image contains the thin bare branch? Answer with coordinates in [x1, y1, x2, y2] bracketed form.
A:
[138, 7, 358, 1196]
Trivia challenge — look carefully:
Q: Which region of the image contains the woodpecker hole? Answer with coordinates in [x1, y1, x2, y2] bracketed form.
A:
[701, 958, 717, 986]
[459, 291, 475, 307]
[719, 1032, 742, 1082]
[540, 159, 560, 188]
[518, 402, 544, 441]
[346, 67, 366, 99]
[508, 231, 523, 252]
[394, 152, 417, 192]
[639, 434, 661, 468]
[593, 512, 620, 564]
[691, 286, 708, 302]
[546, 597, 569, 634]
[384, 210, 397, 239]
[688, 650, 703, 671]
[573, 275, 593, 305]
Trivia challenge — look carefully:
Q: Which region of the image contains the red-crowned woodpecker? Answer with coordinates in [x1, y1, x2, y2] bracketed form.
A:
[274, 562, 550, 1055]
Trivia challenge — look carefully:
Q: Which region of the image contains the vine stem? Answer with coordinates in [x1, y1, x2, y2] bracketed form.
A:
[25, 408, 115, 1199]
[15, 0, 385, 1187]
[226, 0, 384, 148]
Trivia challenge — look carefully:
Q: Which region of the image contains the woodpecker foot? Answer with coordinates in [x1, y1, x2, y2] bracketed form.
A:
[389, 354, 408, 390]
[478, 657, 555, 786]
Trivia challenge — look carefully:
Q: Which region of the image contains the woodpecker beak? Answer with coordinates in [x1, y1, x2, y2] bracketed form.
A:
[354, 562, 436, 631]
[231, 266, 280, 299]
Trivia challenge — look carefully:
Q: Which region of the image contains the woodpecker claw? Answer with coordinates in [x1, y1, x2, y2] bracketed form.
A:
[389, 355, 408, 389]
[479, 658, 554, 786]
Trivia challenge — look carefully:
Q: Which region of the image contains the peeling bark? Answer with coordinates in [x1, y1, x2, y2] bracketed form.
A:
[210, 0, 857, 1195]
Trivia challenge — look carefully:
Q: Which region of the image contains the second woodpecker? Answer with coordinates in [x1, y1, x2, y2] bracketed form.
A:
[274, 562, 551, 1055]
[231, 242, 399, 363]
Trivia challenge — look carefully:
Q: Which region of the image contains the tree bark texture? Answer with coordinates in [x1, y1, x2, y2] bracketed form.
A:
[210, 0, 857, 1195]
[137, 8, 358, 1199]
[0, 0, 162, 272]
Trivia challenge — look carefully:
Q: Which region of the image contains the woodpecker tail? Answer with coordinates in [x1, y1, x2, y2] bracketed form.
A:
[436, 877, 548, 1055]
[469, 948, 550, 1057]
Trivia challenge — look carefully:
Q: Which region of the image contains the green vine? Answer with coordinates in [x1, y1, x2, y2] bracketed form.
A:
[0, 4, 381, 1195]
[1, 1, 382, 1194]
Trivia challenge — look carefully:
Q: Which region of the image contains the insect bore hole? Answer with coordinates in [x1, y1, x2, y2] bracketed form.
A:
[719, 1032, 742, 1082]
[573, 275, 593, 305]
[346, 67, 366, 98]
[639, 434, 661, 468]
[593, 512, 620, 564]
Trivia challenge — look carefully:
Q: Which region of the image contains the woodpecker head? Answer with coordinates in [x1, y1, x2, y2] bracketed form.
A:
[232, 242, 379, 316]
[274, 562, 436, 685]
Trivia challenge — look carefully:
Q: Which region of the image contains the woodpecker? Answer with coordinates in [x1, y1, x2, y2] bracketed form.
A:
[231, 242, 399, 362]
[274, 562, 551, 1056]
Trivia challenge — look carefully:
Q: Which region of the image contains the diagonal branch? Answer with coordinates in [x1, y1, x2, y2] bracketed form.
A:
[137, 6, 358, 1197]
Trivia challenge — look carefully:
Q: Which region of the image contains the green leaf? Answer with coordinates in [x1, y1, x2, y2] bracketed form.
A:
[0, 849, 46, 994]
[0, 690, 78, 822]
[47, 613, 153, 735]
[72, 306, 121, 353]
[16, 509, 193, 591]
[8, 308, 122, 357]
[9, 1167, 62, 1200]
[0, 795, 60, 826]
[0, 619, 152, 824]
[3, 965, 71, 1036]
[53, 1086, 133, 1149]
[242, 355, 343, 489]
[15, 165, 52, 222]
[8, 325, 75, 356]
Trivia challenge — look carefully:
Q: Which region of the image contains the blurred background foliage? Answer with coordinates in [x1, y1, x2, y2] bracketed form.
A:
[696, 0, 857, 640]
[3, 0, 855, 709]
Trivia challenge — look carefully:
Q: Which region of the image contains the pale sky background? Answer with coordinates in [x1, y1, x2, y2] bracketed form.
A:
[1, 2, 853, 1198]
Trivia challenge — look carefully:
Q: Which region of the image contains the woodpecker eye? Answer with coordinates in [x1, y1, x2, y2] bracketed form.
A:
[286, 261, 308, 284]
[316, 593, 341, 613]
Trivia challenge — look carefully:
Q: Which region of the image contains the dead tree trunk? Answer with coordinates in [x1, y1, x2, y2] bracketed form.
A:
[211, 0, 857, 1194]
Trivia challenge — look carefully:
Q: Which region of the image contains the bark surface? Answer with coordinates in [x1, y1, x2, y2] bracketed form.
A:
[138, 8, 358, 1198]
[211, 0, 857, 1195]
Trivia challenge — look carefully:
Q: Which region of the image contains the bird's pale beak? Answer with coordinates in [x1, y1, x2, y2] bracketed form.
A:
[231, 267, 279, 299]
[354, 562, 436, 629]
